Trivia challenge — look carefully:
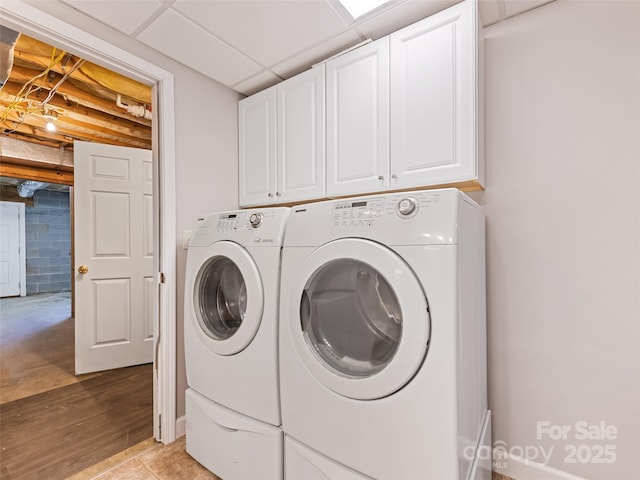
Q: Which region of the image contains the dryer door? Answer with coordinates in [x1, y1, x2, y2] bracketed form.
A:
[192, 241, 264, 355]
[289, 238, 430, 400]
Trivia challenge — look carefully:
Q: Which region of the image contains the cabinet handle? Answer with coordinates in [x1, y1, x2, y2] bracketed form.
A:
[268, 193, 274, 198]
[378, 176, 384, 180]
[391, 174, 397, 180]
[276, 192, 281, 197]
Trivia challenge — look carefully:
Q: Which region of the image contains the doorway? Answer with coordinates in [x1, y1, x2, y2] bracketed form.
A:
[0, 178, 154, 479]
[1, 0, 177, 449]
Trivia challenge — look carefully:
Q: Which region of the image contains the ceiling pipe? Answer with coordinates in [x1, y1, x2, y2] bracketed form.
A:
[17, 180, 49, 198]
[116, 94, 152, 120]
[0, 26, 20, 88]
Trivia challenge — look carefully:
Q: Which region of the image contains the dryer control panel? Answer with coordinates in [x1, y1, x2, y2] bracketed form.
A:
[330, 192, 444, 230]
[287, 189, 481, 247]
[332, 198, 384, 229]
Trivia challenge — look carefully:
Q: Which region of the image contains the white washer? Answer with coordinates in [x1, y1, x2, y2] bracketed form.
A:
[279, 189, 491, 480]
[184, 207, 289, 480]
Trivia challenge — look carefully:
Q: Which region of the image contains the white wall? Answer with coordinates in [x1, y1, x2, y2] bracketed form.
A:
[469, 1, 640, 478]
[173, 72, 239, 417]
[24, 0, 241, 419]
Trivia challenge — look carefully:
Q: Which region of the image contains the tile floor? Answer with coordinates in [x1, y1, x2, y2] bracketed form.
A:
[67, 436, 220, 480]
[70, 435, 514, 480]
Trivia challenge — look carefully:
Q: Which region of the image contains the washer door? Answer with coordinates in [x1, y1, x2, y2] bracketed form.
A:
[289, 239, 430, 400]
[193, 241, 264, 355]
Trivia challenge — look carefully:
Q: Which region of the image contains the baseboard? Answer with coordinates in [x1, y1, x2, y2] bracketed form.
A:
[175, 414, 186, 439]
[494, 454, 587, 480]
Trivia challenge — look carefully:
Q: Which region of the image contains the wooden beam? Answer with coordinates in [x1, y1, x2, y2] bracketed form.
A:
[1, 129, 71, 150]
[0, 161, 73, 185]
[13, 34, 152, 103]
[0, 185, 35, 206]
[1, 108, 151, 150]
[7, 65, 151, 127]
[1, 78, 152, 137]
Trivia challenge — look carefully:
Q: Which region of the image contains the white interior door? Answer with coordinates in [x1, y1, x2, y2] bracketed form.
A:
[74, 141, 154, 374]
[0, 201, 26, 298]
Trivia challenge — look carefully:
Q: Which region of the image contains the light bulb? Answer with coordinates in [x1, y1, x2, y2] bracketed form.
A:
[46, 121, 56, 132]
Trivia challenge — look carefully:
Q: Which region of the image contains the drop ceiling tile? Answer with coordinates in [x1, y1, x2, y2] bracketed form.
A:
[136, 8, 263, 87]
[357, 0, 459, 40]
[59, 0, 163, 35]
[233, 70, 283, 97]
[172, 0, 350, 67]
[504, 0, 555, 18]
[478, 0, 501, 26]
[270, 30, 362, 78]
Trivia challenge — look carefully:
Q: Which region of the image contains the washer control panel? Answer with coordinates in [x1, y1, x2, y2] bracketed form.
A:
[215, 211, 247, 232]
[191, 208, 289, 247]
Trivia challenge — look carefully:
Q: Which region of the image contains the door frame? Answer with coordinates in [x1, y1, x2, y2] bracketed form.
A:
[0, 1, 177, 443]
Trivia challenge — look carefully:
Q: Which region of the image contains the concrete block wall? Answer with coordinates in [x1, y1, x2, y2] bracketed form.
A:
[25, 189, 71, 294]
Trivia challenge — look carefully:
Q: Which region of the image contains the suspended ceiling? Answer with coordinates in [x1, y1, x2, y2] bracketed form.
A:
[0, 0, 554, 155]
[58, 0, 555, 96]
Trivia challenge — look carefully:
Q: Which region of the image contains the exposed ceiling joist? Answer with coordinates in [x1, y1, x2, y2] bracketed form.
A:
[1, 30, 152, 151]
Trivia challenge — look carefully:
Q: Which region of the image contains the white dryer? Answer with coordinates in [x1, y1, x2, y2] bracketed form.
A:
[279, 189, 491, 480]
[184, 207, 289, 480]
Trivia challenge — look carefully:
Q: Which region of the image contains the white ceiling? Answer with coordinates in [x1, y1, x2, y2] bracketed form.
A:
[59, 0, 554, 96]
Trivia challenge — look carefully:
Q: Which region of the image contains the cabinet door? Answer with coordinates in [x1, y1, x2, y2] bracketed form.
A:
[326, 38, 390, 197]
[390, 0, 480, 189]
[277, 66, 325, 203]
[239, 87, 277, 207]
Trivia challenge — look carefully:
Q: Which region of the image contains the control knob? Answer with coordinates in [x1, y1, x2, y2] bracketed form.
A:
[396, 197, 418, 217]
[249, 212, 263, 228]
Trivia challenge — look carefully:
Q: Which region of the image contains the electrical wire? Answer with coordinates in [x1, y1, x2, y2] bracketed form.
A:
[40, 58, 85, 106]
[0, 46, 68, 127]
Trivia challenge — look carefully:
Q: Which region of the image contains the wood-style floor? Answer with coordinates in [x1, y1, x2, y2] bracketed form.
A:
[0, 293, 153, 480]
[0, 292, 101, 403]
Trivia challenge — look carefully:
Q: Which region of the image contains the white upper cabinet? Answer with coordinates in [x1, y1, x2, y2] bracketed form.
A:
[277, 66, 326, 204]
[239, 88, 277, 206]
[326, 38, 390, 197]
[239, 0, 483, 206]
[390, 0, 483, 190]
[239, 67, 325, 207]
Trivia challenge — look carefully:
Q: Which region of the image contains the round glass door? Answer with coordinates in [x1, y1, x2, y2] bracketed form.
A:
[191, 241, 264, 356]
[301, 259, 403, 378]
[288, 239, 430, 400]
[196, 256, 247, 341]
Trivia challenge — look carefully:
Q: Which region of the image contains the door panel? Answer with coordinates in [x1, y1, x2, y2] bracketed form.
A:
[74, 141, 153, 374]
[277, 66, 326, 203]
[326, 38, 390, 196]
[94, 278, 130, 343]
[390, 0, 478, 187]
[239, 88, 277, 206]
